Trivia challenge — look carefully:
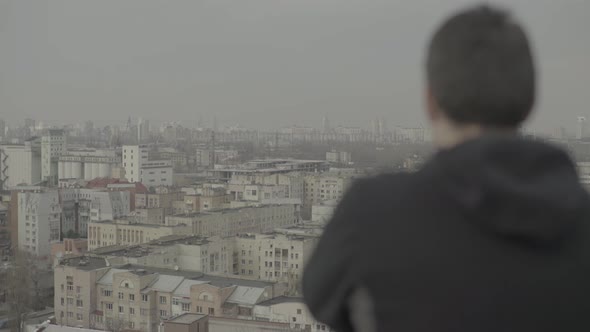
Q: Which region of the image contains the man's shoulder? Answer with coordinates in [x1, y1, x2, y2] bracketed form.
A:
[351, 172, 419, 197]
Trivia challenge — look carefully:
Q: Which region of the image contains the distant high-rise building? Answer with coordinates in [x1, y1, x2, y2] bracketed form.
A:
[41, 129, 66, 186]
[577, 116, 587, 140]
[84, 120, 94, 136]
[126, 116, 133, 132]
[322, 115, 330, 132]
[138, 117, 150, 143]
[0, 119, 5, 139]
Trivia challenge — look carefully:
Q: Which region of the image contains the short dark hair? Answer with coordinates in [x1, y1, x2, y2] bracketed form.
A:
[426, 5, 535, 128]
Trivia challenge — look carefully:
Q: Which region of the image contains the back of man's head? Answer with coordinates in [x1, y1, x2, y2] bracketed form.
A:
[426, 5, 535, 128]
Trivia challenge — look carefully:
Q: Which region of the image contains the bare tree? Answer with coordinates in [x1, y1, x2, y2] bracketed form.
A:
[2, 251, 34, 332]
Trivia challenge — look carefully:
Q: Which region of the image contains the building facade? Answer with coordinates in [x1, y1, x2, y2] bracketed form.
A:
[17, 188, 61, 258]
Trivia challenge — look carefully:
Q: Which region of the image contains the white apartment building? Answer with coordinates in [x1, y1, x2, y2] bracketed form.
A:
[174, 204, 298, 238]
[303, 173, 354, 206]
[42, 129, 67, 186]
[0, 139, 42, 188]
[122, 145, 173, 188]
[122, 145, 149, 184]
[254, 297, 332, 332]
[140, 160, 173, 188]
[228, 173, 304, 203]
[18, 189, 62, 258]
[235, 233, 319, 286]
[92, 235, 233, 276]
[87, 219, 190, 250]
[58, 148, 120, 181]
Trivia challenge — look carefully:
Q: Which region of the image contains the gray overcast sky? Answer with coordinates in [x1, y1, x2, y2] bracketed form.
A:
[1, 0, 588, 131]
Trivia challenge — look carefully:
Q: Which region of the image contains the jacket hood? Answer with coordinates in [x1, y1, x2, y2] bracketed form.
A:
[434, 134, 589, 247]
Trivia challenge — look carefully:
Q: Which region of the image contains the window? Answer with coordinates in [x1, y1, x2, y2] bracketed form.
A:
[249, 270, 253, 275]
[172, 298, 179, 305]
[196, 306, 203, 313]
[321, 325, 326, 331]
[208, 308, 215, 315]
[61, 284, 64, 292]
[241, 259, 245, 264]
[140, 308, 148, 316]
[142, 294, 148, 302]
[67, 312, 73, 318]
[292, 317, 297, 322]
[118, 292, 124, 300]
[76, 286, 81, 293]
[67, 298, 74, 305]
[129, 307, 135, 315]
[297, 309, 302, 314]
[179, 302, 191, 311]
[76, 299, 83, 307]
[203, 294, 209, 301]
[119, 306, 124, 313]
[103, 289, 112, 297]
[160, 296, 167, 304]
[160, 310, 167, 317]
[241, 269, 245, 274]
[76, 314, 83, 321]
[106, 303, 113, 310]
[129, 294, 135, 301]
[60, 298, 64, 305]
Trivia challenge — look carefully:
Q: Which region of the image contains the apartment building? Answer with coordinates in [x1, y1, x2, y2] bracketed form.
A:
[54, 256, 287, 332]
[18, 188, 61, 258]
[234, 233, 319, 287]
[201, 205, 297, 237]
[140, 160, 173, 188]
[253, 296, 332, 332]
[60, 188, 130, 237]
[41, 129, 67, 186]
[135, 190, 183, 214]
[54, 256, 110, 329]
[92, 235, 233, 276]
[87, 219, 190, 250]
[228, 173, 304, 203]
[122, 145, 149, 184]
[303, 172, 354, 207]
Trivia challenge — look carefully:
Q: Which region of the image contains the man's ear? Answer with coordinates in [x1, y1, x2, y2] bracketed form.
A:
[425, 86, 439, 122]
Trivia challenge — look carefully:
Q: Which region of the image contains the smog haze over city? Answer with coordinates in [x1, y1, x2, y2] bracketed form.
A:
[1, 0, 589, 133]
[1, 1, 590, 332]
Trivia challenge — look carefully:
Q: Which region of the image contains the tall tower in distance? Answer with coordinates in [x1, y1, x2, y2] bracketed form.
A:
[137, 117, 150, 143]
[577, 116, 587, 140]
[322, 115, 330, 133]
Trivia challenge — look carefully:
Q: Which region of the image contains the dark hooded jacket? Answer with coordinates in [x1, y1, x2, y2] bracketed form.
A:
[303, 134, 590, 332]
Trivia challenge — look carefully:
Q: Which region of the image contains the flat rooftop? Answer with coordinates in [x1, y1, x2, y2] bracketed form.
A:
[167, 313, 207, 324]
[58, 256, 108, 271]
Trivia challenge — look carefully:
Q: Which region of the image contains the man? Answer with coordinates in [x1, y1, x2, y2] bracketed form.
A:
[303, 5, 590, 332]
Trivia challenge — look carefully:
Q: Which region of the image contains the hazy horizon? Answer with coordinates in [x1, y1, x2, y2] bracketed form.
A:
[1, 0, 589, 132]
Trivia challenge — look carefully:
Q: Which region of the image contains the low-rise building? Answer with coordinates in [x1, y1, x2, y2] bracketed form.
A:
[234, 233, 319, 289]
[54, 256, 287, 332]
[253, 296, 332, 332]
[87, 219, 191, 250]
[164, 313, 209, 332]
[165, 204, 298, 238]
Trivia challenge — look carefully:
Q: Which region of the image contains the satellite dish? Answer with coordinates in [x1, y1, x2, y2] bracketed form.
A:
[174, 265, 179, 271]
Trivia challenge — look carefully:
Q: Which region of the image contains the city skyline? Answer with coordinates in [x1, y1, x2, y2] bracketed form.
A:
[2, 0, 589, 132]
